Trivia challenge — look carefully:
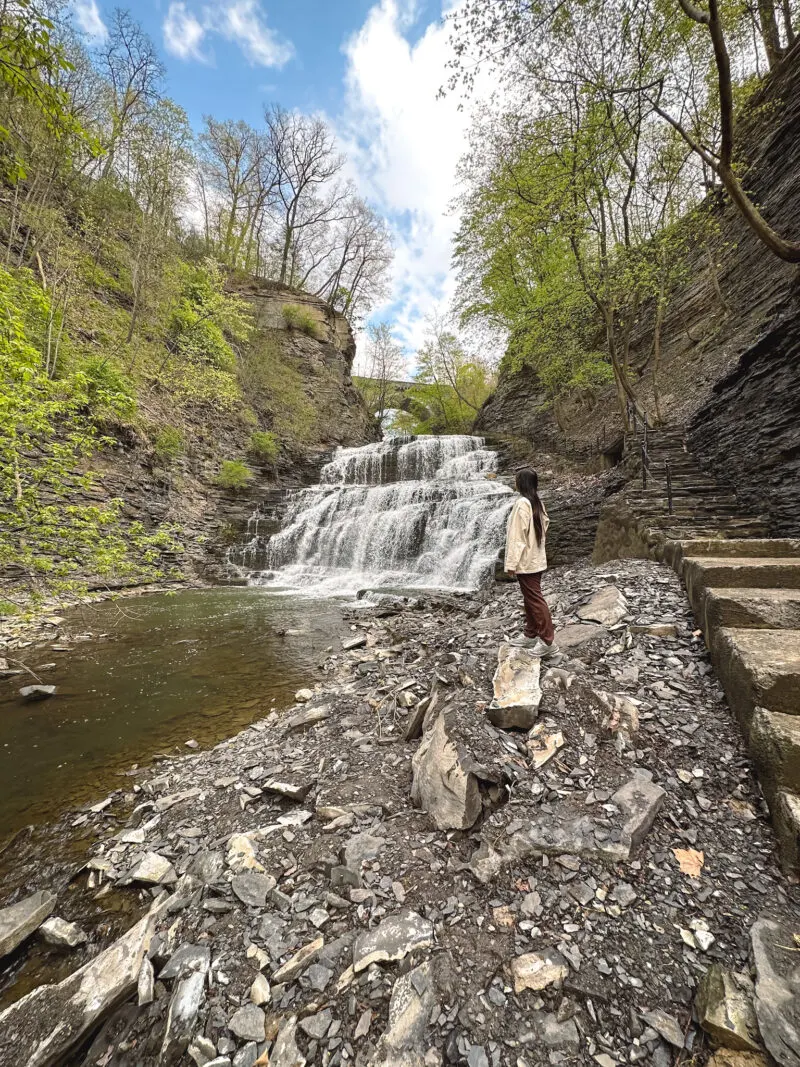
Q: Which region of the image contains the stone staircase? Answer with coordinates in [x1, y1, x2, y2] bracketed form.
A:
[664, 538, 800, 872]
[623, 426, 769, 543]
[596, 426, 800, 870]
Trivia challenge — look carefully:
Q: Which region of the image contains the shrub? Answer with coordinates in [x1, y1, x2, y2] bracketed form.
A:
[248, 431, 280, 461]
[214, 459, 253, 490]
[282, 303, 324, 339]
[154, 425, 183, 463]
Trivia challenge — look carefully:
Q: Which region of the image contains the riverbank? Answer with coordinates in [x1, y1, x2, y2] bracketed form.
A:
[1, 559, 798, 1066]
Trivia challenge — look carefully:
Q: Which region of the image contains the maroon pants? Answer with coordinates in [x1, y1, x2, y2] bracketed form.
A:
[517, 572, 555, 643]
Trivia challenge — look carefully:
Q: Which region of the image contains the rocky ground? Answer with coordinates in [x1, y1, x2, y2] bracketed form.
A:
[0, 559, 799, 1067]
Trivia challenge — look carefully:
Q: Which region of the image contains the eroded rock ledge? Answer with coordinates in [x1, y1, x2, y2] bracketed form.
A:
[1, 559, 798, 1067]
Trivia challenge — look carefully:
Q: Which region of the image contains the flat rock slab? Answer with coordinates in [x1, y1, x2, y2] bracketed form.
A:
[555, 623, 606, 652]
[0, 890, 56, 959]
[270, 1016, 305, 1067]
[262, 778, 314, 802]
[511, 950, 569, 993]
[373, 961, 437, 1064]
[228, 1004, 266, 1042]
[284, 705, 330, 733]
[231, 872, 277, 908]
[343, 831, 386, 870]
[0, 908, 158, 1065]
[577, 586, 629, 626]
[19, 685, 56, 702]
[696, 965, 762, 1053]
[159, 943, 211, 981]
[489, 644, 542, 719]
[272, 936, 323, 984]
[353, 910, 434, 972]
[127, 851, 177, 885]
[612, 776, 667, 852]
[161, 970, 206, 1063]
[751, 911, 800, 1067]
[411, 712, 481, 831]
[712, 628, 800, 729]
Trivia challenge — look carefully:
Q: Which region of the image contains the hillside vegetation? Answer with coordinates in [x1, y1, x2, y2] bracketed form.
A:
[0, 3, 388, 608]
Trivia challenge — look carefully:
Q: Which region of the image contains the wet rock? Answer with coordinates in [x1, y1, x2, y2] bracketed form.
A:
[0, 889, 56, 958]
[487, 645, 542, 729]
[294, 688, 314, 702]
[159, 943, 211, 981]
[751, 912, 800, 1067]
[39, 916, 87, 949]
[271, 1016, 306, 1067]
[373, 961, 438, 1066]
[511, 949, 569, 992]
[696, 966, 762, 1053]
[272, 936, 324, 984]
[161, 970, 206, 1064]
[411, 712, 481, 830]
[19, 684, 56, 701]
[0, 907, 159, 1064]
[577, 586, 628, 626]
[343, 634, 368, 650]
[128, 851, 177, 885]
[228, 1004, 266, 1042]
[231, 872, 277, 907]
[353, 910, 434, 972]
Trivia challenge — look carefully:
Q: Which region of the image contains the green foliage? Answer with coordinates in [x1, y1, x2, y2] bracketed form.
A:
[153, 425, 184, 463]
[238, 333, 316, 442]
[214, 459, 253, 490]
[168, 259, 253, 371]
[282, 303, 324, 339]
[0, 265, 183, 595]
[248, 430, 280, 461]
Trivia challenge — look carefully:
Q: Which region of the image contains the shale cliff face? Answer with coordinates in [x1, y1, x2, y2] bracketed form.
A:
[5, 282, 376, 592]
[478, 46, 800, 535]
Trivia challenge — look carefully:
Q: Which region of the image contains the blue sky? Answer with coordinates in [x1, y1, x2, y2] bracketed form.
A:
[70, 0, 482, 367]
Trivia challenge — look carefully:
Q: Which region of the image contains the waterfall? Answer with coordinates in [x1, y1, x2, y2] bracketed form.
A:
[229, 434, 514, 597]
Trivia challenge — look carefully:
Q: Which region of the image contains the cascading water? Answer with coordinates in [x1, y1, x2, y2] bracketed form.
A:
[229, 434, 514, 597]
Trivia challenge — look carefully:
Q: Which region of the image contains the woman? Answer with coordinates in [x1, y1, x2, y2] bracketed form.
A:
[504, 468, 558, 656]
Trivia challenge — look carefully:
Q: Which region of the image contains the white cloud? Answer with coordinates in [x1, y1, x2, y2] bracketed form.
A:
[71, 0, 107, 41]
[163, 0, 294, 68]
[164, 2, 207, 62]
[338, 0, 488, 359]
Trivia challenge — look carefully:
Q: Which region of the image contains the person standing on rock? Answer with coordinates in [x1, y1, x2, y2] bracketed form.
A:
[505, 468, 558, 655]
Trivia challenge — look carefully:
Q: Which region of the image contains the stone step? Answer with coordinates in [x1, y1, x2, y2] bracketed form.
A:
[710, 627, 800, 733]
[750, 707, 800, 801]
[772, 791, 800, 870]
[657, 526, 771, 541]
[695, 587, 800, 632]
[684, 558, 800, 601]
[665, 539, 800, 572]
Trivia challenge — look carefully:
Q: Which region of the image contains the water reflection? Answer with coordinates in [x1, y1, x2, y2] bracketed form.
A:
[0, 588, 346, 838]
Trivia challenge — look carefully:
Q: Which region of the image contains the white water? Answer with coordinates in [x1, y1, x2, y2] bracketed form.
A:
[230, 434, 514, 597]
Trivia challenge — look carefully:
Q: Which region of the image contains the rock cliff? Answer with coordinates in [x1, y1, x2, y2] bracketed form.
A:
[477, 45, 800, 535]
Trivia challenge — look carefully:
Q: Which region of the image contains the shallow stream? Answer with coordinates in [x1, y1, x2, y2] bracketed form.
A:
[0, 588, 346, 840]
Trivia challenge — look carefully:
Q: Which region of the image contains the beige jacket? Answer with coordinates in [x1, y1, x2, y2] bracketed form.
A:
[504, 496, 549, 574]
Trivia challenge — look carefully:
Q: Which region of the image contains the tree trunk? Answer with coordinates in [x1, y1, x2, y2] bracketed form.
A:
[758, 0, 784, 66]
[781, 0, 796, 45]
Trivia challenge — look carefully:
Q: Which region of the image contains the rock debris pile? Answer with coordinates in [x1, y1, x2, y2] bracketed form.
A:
[1, 559, 799, 1067]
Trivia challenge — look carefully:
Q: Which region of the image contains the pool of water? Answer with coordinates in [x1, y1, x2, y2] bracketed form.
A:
[0, 588, 347, 839]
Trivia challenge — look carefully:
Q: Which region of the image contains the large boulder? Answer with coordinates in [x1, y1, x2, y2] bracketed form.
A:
[487, 644, 542, 729]
[576, 586, 629, 626]
[411, 713, 481, 830]
[0, 908, 160, 1065]
[751, 912, 800, 1067]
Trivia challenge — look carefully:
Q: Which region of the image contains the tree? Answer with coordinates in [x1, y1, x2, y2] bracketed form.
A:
[264, 105, 347, 285]
[95, 9, 164, 180]
[356, 322, 407, 425]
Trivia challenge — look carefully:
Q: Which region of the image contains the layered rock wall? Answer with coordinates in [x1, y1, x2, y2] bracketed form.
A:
[478, 46, 800, 534]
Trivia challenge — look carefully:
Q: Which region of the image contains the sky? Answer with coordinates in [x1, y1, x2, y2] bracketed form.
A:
[69, 0, 484, 368]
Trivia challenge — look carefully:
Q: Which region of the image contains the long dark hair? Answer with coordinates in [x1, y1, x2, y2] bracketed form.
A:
[515, 468, 544, 546]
